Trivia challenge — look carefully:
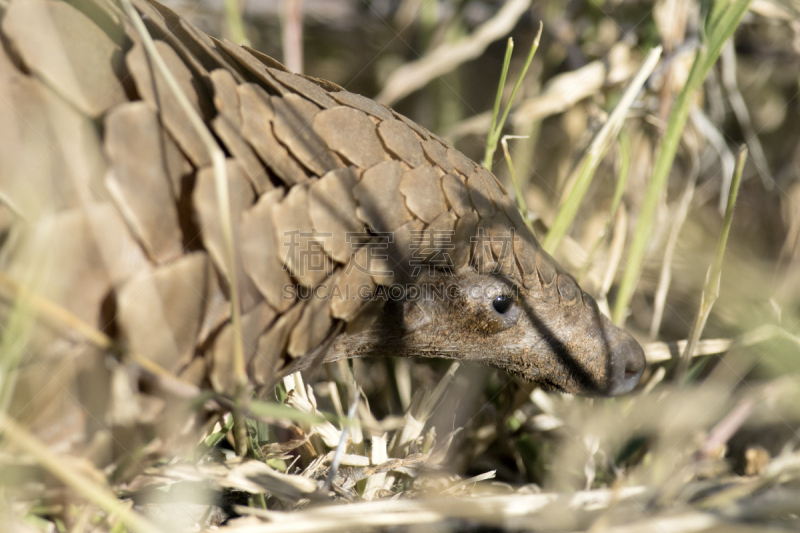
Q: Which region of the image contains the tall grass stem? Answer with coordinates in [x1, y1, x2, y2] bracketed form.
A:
[677, 146, 747, 382]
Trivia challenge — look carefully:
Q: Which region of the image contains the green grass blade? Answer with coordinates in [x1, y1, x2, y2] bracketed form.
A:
[247, 399, 326, 425]
[501, 135, 535, 233]
[483, 37, 514, 170]
[496, 24, 543, 131]
[195, 414, 236, 461]
[246, 398, 361, 429]
[484, 24, 543, 171]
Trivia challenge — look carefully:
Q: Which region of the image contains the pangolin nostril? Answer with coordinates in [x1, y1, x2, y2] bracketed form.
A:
[608, 330, 646, 395]
[625, 346, 646, 377]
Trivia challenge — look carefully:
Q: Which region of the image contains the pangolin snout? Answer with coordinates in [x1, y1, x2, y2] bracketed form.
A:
[604, 317, 646, 395]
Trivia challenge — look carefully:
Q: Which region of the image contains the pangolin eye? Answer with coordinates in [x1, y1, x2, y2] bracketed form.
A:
[492, 295, 514, 314]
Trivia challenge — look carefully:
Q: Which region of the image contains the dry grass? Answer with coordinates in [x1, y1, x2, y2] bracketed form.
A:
[3, 0, 800, 531]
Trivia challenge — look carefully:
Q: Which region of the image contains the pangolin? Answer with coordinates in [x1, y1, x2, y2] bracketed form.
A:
[0, 0, 645, 453]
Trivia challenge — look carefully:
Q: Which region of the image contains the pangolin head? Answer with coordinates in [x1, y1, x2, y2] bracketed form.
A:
[327, 221, 646, 396]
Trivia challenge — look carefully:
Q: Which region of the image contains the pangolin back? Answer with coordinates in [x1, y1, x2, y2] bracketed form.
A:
[0, 0, 645, 458]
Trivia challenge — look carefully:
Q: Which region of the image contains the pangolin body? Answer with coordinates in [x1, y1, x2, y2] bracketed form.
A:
[0, 0, 645, 453]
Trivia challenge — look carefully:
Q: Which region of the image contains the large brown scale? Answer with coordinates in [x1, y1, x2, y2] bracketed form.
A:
[0, 0, 645, 461]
